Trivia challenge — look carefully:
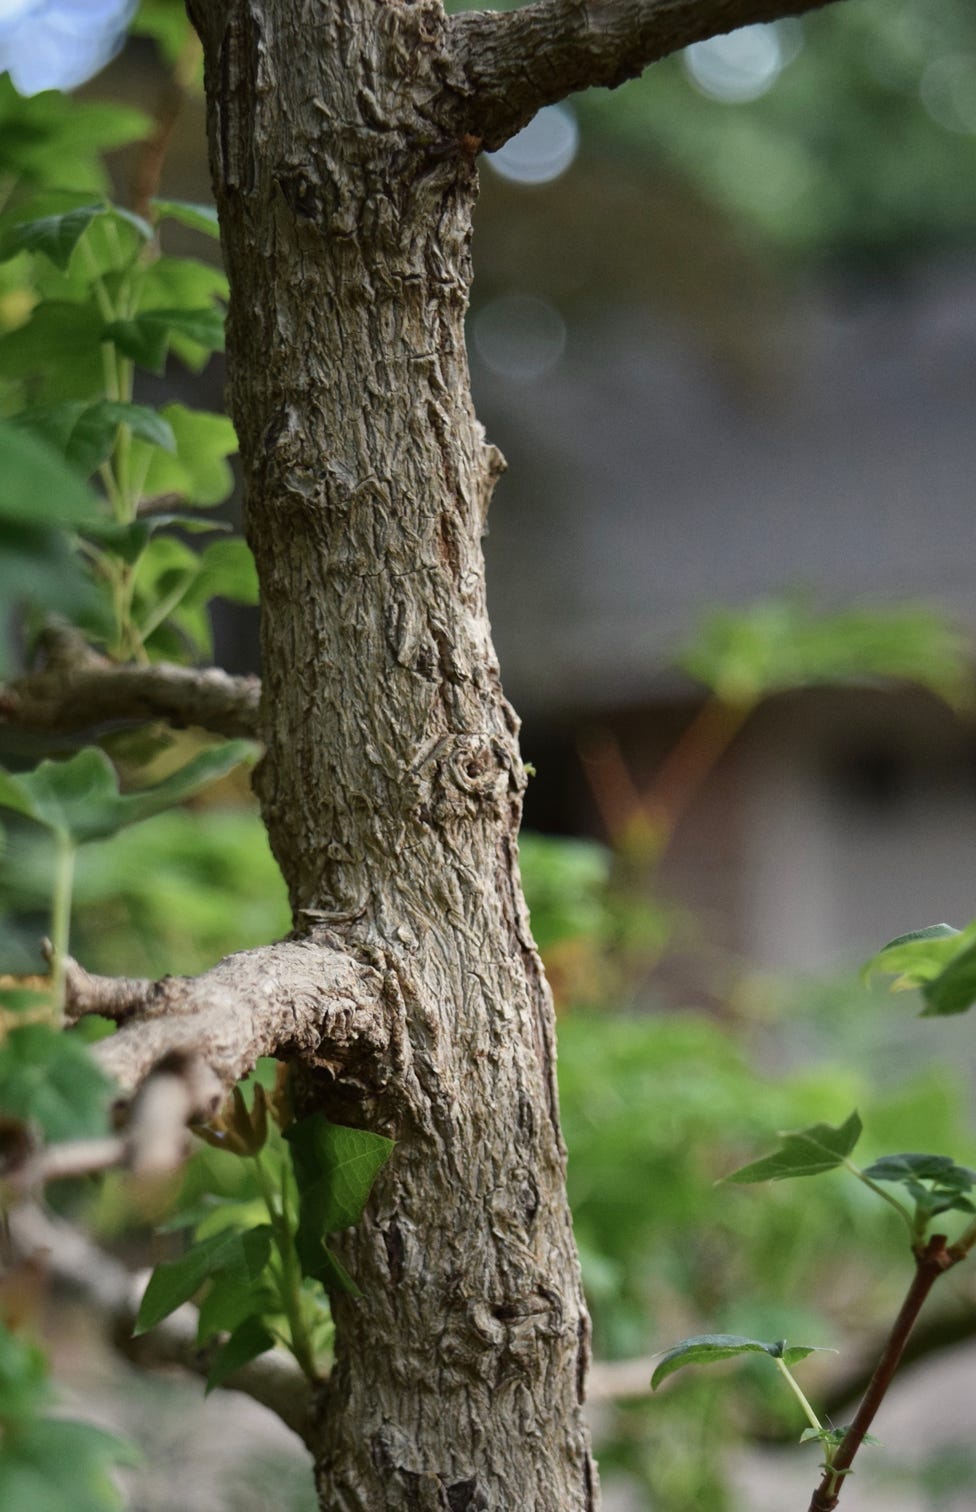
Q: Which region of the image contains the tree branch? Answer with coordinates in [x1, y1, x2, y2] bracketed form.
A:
[448, 0, 838, 150]
[70, 938, 388, 1100]
[6, 1203, 316, 1446]
[0, 654, 261, 740]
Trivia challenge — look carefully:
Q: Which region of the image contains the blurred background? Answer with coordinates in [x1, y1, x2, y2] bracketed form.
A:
[3, 1, 976, 1508]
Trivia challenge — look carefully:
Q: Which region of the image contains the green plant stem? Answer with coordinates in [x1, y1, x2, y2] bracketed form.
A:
[48, 831, 76, 1026]
[805, 1234, 959, 1512]
[843, 1160, 914, 1235]
[949, 1219, 976, 1260]
[250, 1153, 318, 1381]
[774, 1357, 824, 1440]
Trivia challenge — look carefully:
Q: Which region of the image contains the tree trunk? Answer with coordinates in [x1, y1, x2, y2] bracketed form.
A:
[190, 1, 597, 1505]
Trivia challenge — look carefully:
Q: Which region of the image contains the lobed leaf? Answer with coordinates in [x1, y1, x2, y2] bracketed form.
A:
[0, 742, 257, 845]
[151, 199, 220, 239]
[923, 940, 976, 1017]
[651, 1333, 829, 1390]
[134, 404, 237, 506]
[681, 599, 968, 707]
[862, 923, 972, 993]
[14, 400, 175, 478]
[0, 1417, 139, 1512]
[0, 417, 100, 528]
[0, 1024, 113, 1141]
[0, 205, 102, 270]
[205, 1316, 277, 1395]
[285, 1116, 394, 1284]
[135, 1224, 272, 1336]
[723, 1111, 862, 1184]
[104, 307, 224, 374]
[0, 300, 108, 401]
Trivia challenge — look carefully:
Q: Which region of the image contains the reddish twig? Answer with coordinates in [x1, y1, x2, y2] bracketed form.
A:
[807, 1234, 962, 1511]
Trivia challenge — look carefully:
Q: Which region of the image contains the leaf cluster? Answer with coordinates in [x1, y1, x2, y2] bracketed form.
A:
[135, 1071, 393, 1391]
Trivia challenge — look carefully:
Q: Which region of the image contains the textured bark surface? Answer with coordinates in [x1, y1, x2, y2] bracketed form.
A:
[190, 2, 596, 1506]
[183, 0, 841, 1505]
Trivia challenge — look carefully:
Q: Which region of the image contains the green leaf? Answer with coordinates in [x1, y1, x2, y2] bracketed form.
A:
[923, 940, 976, 1017]
[135, 256, 229, 309]
[862, 923, 973, 993]
[285, 1116, 394, 1284]
[0, 205, 101, 270]
[135, 1225, 272, 1336]
[0, 1417, 139, 1512]
[0, 80, 149, 192]
[205, 1316, 276, 1395]
[0, 417, 99, 527]
[0, 1324, 51, 1422]
[723, 1111, 862, 1184]
[0, 1024, 113, 1141]
[0, 523, 95, 677]
[862, 1153, 969, 1186]
[0, 741, 257, 845]
[316, 1245, 362, 1298]
[799, 1425, 880, 1449]
[104, 307, 224, 374]
[151, 199, 220, 239]
[136, 405, 237, 506]
[651, 1334, 830, 1390]
[196, 1267, 276, 1345]
[879, 924, 961, 951]
[132, 1, 197, 68]
[0, 300, 108, 401]
[862, 1153, 976, 1218]
[14, 401, 175, 478]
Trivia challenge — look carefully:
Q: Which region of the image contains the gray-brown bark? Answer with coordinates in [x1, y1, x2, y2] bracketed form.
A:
[173, 0, 846, 1506]
[188, 0, 597, 1505]
[448, 0, 839, 149]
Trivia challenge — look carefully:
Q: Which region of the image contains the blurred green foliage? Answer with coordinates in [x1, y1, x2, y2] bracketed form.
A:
[576, 0, 976, 264]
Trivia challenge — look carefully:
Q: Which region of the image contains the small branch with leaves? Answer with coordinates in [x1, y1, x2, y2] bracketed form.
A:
[653, 907, 976, 1512]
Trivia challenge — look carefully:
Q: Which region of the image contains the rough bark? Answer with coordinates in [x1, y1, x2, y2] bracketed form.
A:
[448, 0, 839, 149]
[188, 1, 596, 1506]
[178, 0, 841, 1506]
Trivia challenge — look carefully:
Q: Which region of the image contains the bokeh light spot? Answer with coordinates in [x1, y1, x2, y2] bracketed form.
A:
[473, 295, 567, 383]
[486, 104, 579, 186]
[684, 22, 802, 104]
[920, 55, 976, 136]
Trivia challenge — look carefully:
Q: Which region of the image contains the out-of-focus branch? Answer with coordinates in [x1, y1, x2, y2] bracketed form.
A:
[1, 1055, 221, 1191]
[1, 630, 261, 740]
[130, 31, 203, 219]
[6, 1204, 316, 1446]
[448, 0, 838, 151]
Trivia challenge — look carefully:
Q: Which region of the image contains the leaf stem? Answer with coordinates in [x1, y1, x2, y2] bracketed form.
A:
[805, 1234, 959, 1511]
[774, 1356, 824, 1440]
[842, 1160, 914, 1235]
[48, 831, 76, 1026]
[250, 1151, 318, 1382]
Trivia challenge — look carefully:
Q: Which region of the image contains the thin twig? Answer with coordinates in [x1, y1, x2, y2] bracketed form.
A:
[806, 1235, 961, 1511]
[6, 1204, 316, 1445]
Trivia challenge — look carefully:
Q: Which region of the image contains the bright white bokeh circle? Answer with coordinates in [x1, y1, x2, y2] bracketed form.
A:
[487, 104, 580, 186]
[684, 22, 801, 104]
[0, 0, 136, 94]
